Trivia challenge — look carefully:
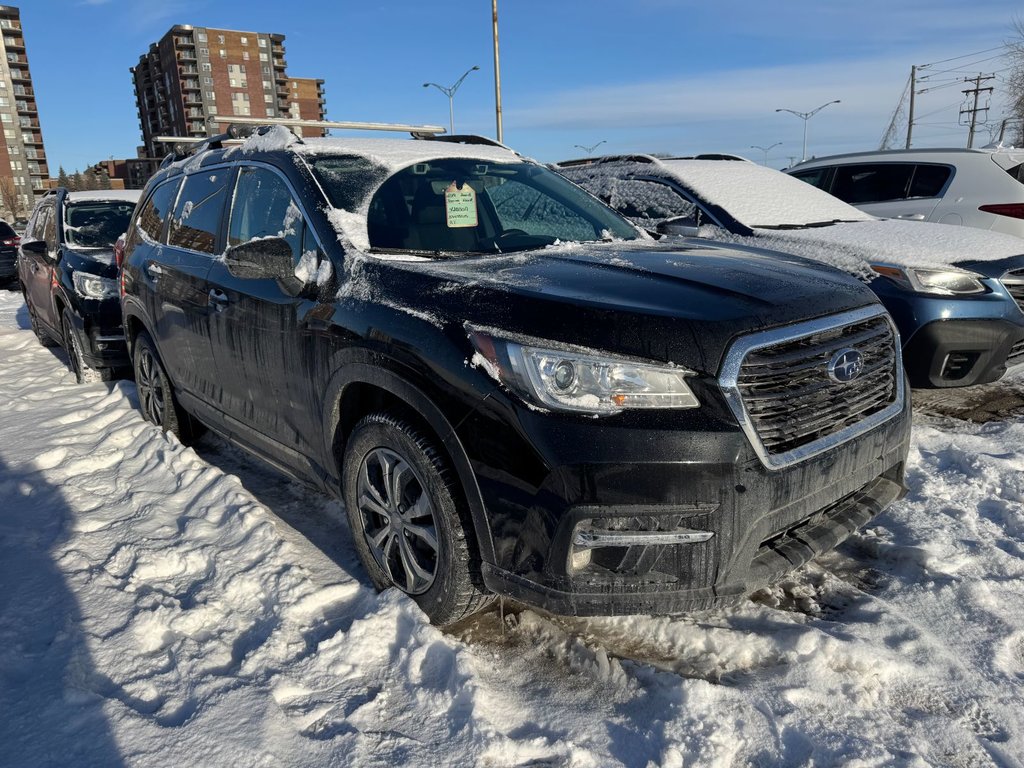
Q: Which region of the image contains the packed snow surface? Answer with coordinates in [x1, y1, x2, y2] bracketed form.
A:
[1, 289, 1023, 766]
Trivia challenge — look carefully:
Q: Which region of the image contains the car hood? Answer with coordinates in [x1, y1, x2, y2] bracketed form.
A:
[716, 219, 1024, 278]
[362, 241, 879, 376]
[65, 246, 117, 275]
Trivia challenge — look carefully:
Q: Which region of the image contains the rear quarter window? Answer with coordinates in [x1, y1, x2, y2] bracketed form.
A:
[907, 164, 952, 198]
[168, 170, 231, 255]
[129, 178, 182, 248]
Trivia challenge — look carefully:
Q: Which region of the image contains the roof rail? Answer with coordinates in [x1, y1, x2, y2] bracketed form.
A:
[155, 131, 242, 168]
[556, 154, 663, 168]
[415, 134, 509, 149]
[206, 115, 447, 136]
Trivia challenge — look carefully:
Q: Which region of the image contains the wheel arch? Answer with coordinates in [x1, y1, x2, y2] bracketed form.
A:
[323, 358, 496, 565]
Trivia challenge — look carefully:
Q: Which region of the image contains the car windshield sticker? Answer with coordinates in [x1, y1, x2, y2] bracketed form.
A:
[445, 181, 478, 228]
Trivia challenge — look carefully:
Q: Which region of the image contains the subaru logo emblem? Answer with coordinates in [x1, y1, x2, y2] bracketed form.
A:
[828, 348, 863, 383]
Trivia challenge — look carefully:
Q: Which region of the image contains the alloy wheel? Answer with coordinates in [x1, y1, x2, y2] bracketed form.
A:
[356, 447, 439, 595]
[136, 347, 165, 426]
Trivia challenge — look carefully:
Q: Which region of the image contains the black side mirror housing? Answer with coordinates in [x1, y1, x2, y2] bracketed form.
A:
[656, 215, 702, 238]
[224, 237, 305, 296]
[21, 239, 48, 257]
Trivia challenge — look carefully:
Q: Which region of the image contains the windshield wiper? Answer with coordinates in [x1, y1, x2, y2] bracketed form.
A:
[755, 219, 849, 231]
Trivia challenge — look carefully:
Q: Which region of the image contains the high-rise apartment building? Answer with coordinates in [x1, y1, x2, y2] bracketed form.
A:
[0, 5, 48, 220]
[132, 25, 327, 159]
[284, 77, 327, 137]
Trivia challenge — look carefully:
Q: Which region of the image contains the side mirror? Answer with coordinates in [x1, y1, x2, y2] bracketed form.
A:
[657, 215, 702, 238]
[224, 237, 305, 295]
[20, 239, 47, 257]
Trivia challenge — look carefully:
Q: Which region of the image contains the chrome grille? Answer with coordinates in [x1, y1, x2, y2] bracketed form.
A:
[720, 306, 904, 470]
[1003, 269, 1024, 314]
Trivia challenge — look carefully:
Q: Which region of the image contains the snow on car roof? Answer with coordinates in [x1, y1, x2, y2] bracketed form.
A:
[295, 136, 523, 170]
[658, 159, 874, 228]
[64, 189, 142, 203]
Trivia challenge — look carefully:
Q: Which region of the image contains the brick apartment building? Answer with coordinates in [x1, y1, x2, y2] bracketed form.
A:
[131, 25, 327, 161]
[284, 77, 327, 137]
[0, 5, 48, 221]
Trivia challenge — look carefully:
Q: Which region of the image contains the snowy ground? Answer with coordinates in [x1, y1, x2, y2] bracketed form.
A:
[1, 287, 1023, 768]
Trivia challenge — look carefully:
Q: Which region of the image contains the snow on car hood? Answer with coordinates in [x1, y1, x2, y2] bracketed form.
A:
[707, 218, 1024, 276]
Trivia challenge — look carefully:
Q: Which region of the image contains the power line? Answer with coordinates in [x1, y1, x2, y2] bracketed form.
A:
[918, 45, 1006, 69]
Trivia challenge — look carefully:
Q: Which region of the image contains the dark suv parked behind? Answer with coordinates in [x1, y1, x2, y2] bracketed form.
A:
[19, 188, 140, 382]
[120, 122, 911, 625]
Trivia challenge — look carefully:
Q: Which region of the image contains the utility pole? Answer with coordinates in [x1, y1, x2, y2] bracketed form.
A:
[905, 65, 916, 149]
[960, 73, 994, 149]
[492, 0, 503, 143]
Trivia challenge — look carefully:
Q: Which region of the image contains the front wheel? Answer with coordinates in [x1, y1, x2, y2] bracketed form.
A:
[342, 412, 493, 626]
[63, 309, 107, 384]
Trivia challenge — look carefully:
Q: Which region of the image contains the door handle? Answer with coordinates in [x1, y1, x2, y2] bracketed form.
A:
[145, 262, 163, 279]
[895, 213, 925, 221]
[208, 288, 229, 311]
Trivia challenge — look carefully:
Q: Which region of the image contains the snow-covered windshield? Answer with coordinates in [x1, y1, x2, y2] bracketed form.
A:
[662, 160, 873, 229]
[63, 200, 136, 248]
[311, 157, 638, 255]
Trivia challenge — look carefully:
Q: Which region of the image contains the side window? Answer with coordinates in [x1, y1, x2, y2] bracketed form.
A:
[832, 164, 914, 204]
[168, 169, 231, 254]
[228, 166, 303, 260]
[908, 164, 952, 199]
[790, 168, 831, 190]
[41, 205, 56, 248]
[129, 178, 182, 249]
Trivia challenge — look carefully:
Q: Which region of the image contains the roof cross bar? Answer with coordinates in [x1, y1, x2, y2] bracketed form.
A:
[206, 115, 447, 136]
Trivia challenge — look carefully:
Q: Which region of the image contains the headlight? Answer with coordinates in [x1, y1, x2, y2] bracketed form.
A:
[469, 329, 699, 414]
[73, 271, 119, 299]
[871, 264, 986, 296]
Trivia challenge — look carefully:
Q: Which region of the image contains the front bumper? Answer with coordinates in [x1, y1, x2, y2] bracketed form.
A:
[460, 387, 912, 616]
[901, 318, 1024, 387]
[65, 300, 129, 370]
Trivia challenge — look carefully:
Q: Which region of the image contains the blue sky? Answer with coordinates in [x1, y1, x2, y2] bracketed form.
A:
[21, 0, 1024, 172]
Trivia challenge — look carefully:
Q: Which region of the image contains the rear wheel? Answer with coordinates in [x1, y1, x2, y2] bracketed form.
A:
[62, 309, 107, 384]
[342, 412, 493, 626]
[132, 332, 204, 442]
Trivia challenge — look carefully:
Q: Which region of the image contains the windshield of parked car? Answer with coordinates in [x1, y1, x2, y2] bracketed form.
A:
[64, 200, 137, 248]
[661, 160, 873, 230]
[311, 156, 638, 254]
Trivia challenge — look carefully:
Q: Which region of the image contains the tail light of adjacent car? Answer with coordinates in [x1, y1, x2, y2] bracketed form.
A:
[113, 234, 127, 268]
[978, 203, 1024, 220]
[1, 236, 19, 247]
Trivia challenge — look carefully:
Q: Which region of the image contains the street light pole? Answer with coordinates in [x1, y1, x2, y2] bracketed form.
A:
[775, 100, 841, 162]
[423, 65, 480, 135]
[749, 142, 782, 166]
[574, 140, 606, 155]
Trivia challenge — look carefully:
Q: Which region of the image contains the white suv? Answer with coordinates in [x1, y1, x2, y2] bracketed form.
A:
[788, 148, 1024, 239]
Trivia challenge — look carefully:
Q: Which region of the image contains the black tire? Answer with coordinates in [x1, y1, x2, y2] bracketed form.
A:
[342, 412, 493, 626]
[26, 295, 57, 347]
[62, 309, 107, 384]
[132, 332, 204, 443]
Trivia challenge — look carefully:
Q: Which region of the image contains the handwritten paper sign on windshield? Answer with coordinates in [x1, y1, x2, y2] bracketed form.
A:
[445, 181, 478, 228]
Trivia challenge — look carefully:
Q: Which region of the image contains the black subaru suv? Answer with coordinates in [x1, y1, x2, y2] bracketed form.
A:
[19, 188, 140, 382]
[120, 125, 911, 625]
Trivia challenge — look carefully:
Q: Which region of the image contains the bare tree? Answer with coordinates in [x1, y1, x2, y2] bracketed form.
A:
[0, 177, 22, 221]
[1007, 18, 1024, 145]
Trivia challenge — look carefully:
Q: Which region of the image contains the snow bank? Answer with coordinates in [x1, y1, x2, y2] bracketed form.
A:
[1, 290, 1023, 766]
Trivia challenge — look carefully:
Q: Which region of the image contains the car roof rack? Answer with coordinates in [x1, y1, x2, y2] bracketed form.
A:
[206, 115, 447, 137]
[415, 134, 508, 148]
[556, 154, 662, 168]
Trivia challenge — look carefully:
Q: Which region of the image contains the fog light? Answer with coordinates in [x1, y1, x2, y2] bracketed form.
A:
[570, 547, 592, 572]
